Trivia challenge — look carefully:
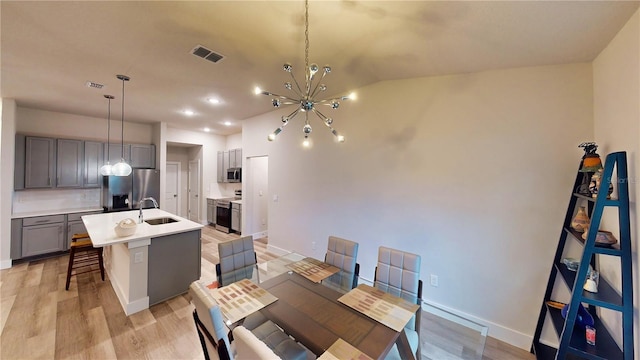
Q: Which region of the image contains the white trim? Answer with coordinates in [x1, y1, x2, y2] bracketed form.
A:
[125, 296, 150, 316]
[421, 299, 533, 350]
[265, 243, 289, 256]
[251, 231, 268, 240]
[357, 275, 531, 351]
[0, 259, 12, 269]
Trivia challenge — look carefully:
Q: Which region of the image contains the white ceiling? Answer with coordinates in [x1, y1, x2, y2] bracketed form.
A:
[2, 1, 638, 136]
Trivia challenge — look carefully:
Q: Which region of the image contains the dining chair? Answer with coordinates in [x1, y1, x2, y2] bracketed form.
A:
[65, 232, 105, 290]
[216, 235, 257, 287]
[324, 236, 360, 289]
[189, 281, 233, 360]
[235, 321, 308, 360]
[374, 246, 422, 360]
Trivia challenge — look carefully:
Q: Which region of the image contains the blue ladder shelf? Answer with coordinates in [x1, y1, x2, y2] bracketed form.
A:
[530, 151, 634, 360]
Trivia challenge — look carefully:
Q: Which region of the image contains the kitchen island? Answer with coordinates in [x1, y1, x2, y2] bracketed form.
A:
[82, 209, 203, 315]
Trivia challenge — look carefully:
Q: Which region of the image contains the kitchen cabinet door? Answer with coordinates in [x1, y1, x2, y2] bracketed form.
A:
[223, 151, 230, 181]
[130, 144, 156, 168]
[105, 143, 130, 164]
[84, 141, 103, 188]
[11, 219, 22, 260]
[22, 222, 65, 257]
[56, 139, 83, 188]
[207, 199, 215, 224]
[24, 136, 55, 189]
[235, 148, 243, 168]
[217, 151, 225, 183]
[231, 202, 241, 233]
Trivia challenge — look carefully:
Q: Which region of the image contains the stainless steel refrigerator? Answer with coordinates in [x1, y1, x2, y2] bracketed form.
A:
[103, 169, 160, 212]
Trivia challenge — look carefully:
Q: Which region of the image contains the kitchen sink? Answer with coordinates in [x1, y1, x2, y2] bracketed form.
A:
[145, 217, 179, 225]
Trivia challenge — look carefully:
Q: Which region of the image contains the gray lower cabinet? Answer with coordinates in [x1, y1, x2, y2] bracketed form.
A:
[21, 215, 65, 257]
[231, 202, 241, 233]
[207, 199, 215, 225]
[56, 139, 83, 188]
[147, 230, 201, 305]
[11, 219, 23, 259]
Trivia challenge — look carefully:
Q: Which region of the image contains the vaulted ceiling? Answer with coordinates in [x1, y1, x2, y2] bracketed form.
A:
[2, 1, 638, 135]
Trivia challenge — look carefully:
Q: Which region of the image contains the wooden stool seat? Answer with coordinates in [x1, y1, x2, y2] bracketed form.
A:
[65, 233, 105, 290]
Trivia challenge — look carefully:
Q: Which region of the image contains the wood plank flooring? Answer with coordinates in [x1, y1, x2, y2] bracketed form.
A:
[1, 225, 534, 360]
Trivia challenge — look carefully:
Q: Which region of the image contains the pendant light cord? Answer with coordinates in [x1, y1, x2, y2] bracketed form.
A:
[107, 97, 111, 163]
[304, 0, 309, 84]
[121, 78, 125, 159]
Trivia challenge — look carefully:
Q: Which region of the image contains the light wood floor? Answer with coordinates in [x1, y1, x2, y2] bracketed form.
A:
[1, 225, 534, 360]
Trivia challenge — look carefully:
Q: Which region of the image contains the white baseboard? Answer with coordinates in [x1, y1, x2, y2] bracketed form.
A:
[421, 299, 533, 350]
[266, 243, 289, 256]
[0, 259, 12, 270]
[357, 275, 532, 351]
[106, 267, 149, 316]
[252, 231, 268, 240]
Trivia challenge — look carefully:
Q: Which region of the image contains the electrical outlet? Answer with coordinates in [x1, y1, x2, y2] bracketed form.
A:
[311, 241, 316, 250]
[430, 274, 439, 287]
[134, 252, 143, 264]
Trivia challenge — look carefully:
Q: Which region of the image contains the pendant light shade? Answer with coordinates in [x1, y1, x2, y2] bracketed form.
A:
[113, 74, 132, 177]
[99, 94, 115, 176]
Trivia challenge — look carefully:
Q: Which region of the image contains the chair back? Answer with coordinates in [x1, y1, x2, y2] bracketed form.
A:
[189, 281, 233, 360]
[325, 236, 360, 289]
[232, 326, 282, 360]
[374, 246, 422, 330]
[217, 235, 257, 286]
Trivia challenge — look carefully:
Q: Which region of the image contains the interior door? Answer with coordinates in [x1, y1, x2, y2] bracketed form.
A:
[188, 160, 200, 222]
[165, 162, 180, 215]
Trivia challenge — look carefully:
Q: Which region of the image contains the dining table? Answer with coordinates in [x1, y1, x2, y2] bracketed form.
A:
[208, 252, 420, 360]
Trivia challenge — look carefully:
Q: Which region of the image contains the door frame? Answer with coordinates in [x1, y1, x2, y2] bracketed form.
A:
[188, 159, 201, 222]
[166, 161, 181, 216]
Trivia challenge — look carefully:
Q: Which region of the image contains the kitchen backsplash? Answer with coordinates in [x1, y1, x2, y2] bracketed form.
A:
[13, 189, 101, 214]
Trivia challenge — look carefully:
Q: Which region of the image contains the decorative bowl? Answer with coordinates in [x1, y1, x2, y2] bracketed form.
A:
[114, 218, 137, 237]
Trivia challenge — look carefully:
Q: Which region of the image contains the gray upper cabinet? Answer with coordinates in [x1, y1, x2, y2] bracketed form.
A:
[24, 136, 56, 189]
[106, 143, 131, 164]
[84, 141, 103, 188]
[56, 139, 83, 188]
[217, 151, 225, 183]
[130, 144, 156, 168]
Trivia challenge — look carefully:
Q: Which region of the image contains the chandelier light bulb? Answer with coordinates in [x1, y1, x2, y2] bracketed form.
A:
[254, 86, 262, 95]
[284, 82, 292, 90]
[302, 138, 311, 148]
[272, 99, 281, 107]
[268, 133, 276, 141]
[337, 135, 345, 142]
[323, 66, 331, 74]
[283, 63, 293, 72]
[309, 63, 319, 74]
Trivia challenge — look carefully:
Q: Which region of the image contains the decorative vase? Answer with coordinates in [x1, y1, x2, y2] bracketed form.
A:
[571, 206, 590, 232]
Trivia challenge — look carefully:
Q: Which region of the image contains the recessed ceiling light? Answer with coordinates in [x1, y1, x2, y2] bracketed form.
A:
[224, 121, 231, 126]
[207, 98, 220, 104]
[204, 127, 210, 132]
[183, 110, 195, 116]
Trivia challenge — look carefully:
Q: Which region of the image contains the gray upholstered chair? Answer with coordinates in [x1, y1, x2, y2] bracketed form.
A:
[374, 246, 422, 360]
[216, 235, 257, 287]
[324, 236, 360, 289]
[189, 281, 233, 360]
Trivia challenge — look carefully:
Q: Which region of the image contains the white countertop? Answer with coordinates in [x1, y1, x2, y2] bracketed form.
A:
[231, 199, 242, 205]
[82, 208, 203, 247]
[12, 207, 104, 219]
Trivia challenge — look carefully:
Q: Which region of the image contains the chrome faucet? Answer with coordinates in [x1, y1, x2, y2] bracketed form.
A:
[138, 197, 159, 223]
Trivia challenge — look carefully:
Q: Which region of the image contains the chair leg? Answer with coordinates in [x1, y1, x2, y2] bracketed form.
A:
[65, 247, 76, 290]
[97, 248, 105, 281]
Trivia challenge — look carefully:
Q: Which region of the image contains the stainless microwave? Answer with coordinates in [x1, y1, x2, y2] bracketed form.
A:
[227, 167, 241, 182]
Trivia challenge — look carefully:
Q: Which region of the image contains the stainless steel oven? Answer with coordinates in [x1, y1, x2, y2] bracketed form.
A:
[215, 199, 232, 233]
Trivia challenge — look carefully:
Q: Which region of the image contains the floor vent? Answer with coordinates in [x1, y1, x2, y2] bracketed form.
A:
[191, 45, 224, 63]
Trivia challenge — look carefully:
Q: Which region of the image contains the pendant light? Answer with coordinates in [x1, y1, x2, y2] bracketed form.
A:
[111, 74, 133, 176]
[99, 94, 115, 176]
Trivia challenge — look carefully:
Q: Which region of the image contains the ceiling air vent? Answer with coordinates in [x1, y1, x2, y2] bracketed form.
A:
[191, 45, 224, 63]
[85, 81, 105, 89]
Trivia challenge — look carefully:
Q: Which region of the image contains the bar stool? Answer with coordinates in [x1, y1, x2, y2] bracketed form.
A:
[65, 233, 105, 290]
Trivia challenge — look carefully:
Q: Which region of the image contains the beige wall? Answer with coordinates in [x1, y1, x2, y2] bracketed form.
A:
[16, 107, 153, 144]
[243, 63, 594, 348]
[593, 8, 639, 355]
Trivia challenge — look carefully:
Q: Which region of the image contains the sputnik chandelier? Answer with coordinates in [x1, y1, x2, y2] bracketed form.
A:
[255, 0, 355, 146]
